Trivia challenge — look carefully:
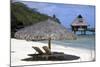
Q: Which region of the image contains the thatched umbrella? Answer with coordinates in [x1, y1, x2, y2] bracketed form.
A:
[15, 19, 76, 51]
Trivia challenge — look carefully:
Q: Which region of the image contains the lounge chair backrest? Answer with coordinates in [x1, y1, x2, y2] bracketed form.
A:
[32, 46, 44, 54]
[42, 46, 51, 54]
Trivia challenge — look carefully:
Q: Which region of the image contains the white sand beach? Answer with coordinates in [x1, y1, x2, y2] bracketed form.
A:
[11, 38, 95, 66]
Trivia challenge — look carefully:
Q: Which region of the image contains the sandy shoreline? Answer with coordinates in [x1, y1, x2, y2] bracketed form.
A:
[11, 38, 95, 66]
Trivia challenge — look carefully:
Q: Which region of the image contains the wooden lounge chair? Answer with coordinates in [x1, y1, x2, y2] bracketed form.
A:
[32, 46, 44, 54]
[31, 46, 51, 59]
[42, 46, 64, 55]
[42, 46, 52, 54]
[31, 46, 65, 60]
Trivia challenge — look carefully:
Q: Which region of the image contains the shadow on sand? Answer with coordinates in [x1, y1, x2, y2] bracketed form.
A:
[22, 52, 80, 61]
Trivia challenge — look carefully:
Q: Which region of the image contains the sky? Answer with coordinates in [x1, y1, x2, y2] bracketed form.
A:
[12, 0, 95, 28]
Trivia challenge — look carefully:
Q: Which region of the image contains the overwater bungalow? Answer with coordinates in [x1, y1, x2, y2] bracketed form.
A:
[71, 15, 88, 35]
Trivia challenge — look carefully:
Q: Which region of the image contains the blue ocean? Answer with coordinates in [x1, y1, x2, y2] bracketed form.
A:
[39, 31, 95, 50]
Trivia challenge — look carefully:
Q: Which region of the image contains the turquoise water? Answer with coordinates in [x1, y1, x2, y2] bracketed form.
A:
[39, 34, 95, 50]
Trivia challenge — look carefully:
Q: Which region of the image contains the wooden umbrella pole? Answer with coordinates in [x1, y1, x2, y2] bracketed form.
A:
[48, 37, 51, 51]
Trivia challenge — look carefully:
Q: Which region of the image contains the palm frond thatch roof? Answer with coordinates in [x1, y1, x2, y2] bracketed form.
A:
[15, 19, 76, 41]
[71, 15, 88, 26]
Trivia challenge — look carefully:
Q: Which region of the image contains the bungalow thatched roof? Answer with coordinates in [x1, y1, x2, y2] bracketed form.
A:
[71, 15, 88, 26]
[15, 19, 76, 41]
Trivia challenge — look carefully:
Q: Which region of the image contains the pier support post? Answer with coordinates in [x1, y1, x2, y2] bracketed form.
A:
[74, 31, 76, 34]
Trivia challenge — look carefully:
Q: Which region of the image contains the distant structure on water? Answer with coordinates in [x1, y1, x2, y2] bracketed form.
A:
[71, 15, 88, 35]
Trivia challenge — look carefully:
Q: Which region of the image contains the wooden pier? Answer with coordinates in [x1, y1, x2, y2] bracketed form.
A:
[87, 28, 95, 32]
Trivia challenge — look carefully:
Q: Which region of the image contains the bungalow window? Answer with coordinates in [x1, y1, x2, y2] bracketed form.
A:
[79, 20, 83, 22]
[79, 19, 83, 22]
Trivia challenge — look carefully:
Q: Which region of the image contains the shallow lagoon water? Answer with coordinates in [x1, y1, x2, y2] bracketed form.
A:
[39, 34, 95, 50]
